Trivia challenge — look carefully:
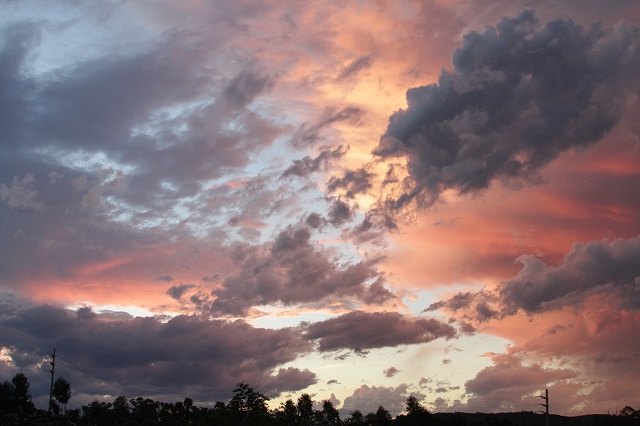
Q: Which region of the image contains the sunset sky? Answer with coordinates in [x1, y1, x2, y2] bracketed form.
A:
[1, 0, 640, 417]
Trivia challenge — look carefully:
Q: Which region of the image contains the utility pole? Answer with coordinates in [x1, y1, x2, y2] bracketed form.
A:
[537, 388, 549, 426]
[48, 348, 56, 414]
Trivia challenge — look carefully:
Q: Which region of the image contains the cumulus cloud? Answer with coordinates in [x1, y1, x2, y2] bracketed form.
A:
[0, 304, 315, 402]
[384, 366, 400, 377]
[431, 235, 640, 322]
[206, 227, 393, 316]
[304, 311, 456, 353]
[341, 384, 418, 417]
[461, 353, 577, 413]
[371, 10, 640, 217]
[499, 235, 640, 314]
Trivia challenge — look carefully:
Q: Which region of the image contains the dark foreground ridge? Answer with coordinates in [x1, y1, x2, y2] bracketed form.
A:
[2, 372, 639, 425]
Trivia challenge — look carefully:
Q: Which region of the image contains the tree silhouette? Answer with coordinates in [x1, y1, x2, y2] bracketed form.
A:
[321, 399, 340, 425]
[396, 395, 431, 425]
[276, 399, 300, 425]
[0, 372, 35, 417]
[375, 405, 393, 425]
[345, 409, 365, 425]
[297, 393, 314, 425]
[52, 377, 71, 415]
[229, 381, 270, 413]
[11, 373, 31, 407]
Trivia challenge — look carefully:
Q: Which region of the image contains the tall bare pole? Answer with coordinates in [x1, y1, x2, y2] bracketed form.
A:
[537, 388, 549, 426]
[48, 348, 56, 414]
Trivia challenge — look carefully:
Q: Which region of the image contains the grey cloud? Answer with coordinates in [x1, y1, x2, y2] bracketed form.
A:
[306, 212, 325, 229]
[1, 19, 284, 232]
[341, 384, 417, 417]
[0, 16, 291, 293]
[462, 354, 576, 412]
[373, 10, 640, 214]
[337, 56, 372, 80]
[0, 304, 315, 402]
[166, 283, 197, 300]
[96, 310, 134, 321]
[0, 173, 43, 210]
[291, 106, 366, 147]
[223, 69, 274, 109]
[327, 199, 353, 226]
[0, 23, 39, 148]
[426, 292, 474, 312]
[206, 227, 392, 316]
[76, 306, 97, 320]
[326, 168, 375, 199]
[499, 235, 640, 315]
[361, 279, 395, 305]
[431, 235, 640, 322]
[304, 311, 456, 353]
[384, 366, 400, 377]
[282, 145, 347, 178]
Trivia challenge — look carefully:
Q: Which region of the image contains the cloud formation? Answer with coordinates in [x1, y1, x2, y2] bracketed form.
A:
[461, 353, 577, 413]
[206, 227, 393, 316]
[371, 10, 640, 214]
[500, 235, 640, 314]
[304, 311, 456, 353]
[0, 304, 315, 402]
[341, 384, 418, 417]
[430, 235, 640, 321]
[2, 0, 640, 416]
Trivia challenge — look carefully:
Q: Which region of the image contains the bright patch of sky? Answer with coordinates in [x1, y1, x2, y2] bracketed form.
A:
[2, 1, 156, 76]
[32, 146, 138, 175]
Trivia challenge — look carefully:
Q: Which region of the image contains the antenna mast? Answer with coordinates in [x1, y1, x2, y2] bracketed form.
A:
[537, 388, 549, 426]
[48, 348, 56, 414]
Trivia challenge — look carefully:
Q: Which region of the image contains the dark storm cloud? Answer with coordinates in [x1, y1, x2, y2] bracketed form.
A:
[373, 10, 640, 212]
[0, 304, 315, 401]
[304, 311, 456, 352]
[337, 55, 372, 80]
[76, 306, 97, 320]
[207, 227, 393, 316]
[499, 235, 640, 314]
[431, 235, 640, 322]
[166, 283, 197, 300]
[282, 145, 347, 178]
[291, 106, 366, 147]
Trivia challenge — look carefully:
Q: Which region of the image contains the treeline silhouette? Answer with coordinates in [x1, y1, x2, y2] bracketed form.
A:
[2, 372, 639, 426]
